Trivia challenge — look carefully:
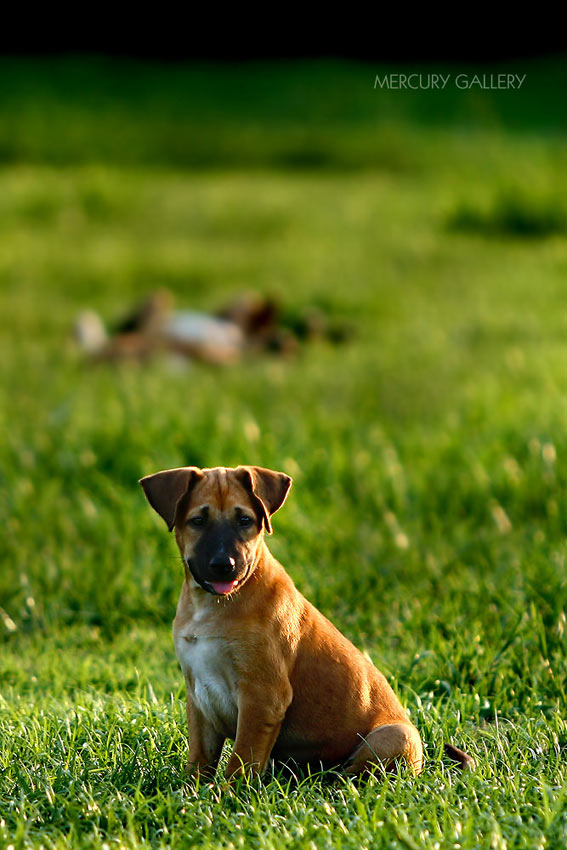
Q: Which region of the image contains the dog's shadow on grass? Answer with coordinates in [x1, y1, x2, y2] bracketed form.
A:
[180, 757, 421, 800]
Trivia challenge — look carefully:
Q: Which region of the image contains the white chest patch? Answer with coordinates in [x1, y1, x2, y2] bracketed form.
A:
[174, 629, 238, 738]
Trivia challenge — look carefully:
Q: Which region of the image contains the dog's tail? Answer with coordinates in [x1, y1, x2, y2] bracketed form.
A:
[444, 742, 476, 771]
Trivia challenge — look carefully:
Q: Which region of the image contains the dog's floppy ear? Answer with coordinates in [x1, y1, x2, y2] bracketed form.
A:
[235, 465, 292, 534]
[139, 467, 204, 531]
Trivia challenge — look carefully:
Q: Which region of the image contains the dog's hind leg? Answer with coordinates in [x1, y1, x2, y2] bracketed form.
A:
[343, 722, 423, 776]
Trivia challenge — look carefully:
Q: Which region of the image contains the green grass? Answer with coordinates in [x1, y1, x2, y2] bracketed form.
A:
[0, 57, 566, 849]
[448, 188, 566, 238]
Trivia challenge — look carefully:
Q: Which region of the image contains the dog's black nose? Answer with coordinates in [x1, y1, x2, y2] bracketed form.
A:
[209, 555, 236, 575]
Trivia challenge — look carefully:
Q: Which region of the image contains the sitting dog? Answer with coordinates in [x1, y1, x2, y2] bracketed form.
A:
[140, 464, 472, 779]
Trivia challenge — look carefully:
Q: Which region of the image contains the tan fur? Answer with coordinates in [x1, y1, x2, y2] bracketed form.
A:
[141, 465, 424, 780]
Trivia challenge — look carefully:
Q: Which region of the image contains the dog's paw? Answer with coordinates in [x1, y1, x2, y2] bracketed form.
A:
[184, 761, 217, 783]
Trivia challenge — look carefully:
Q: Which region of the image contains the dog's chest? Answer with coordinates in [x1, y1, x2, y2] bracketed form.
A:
[174, 620, 238, 737]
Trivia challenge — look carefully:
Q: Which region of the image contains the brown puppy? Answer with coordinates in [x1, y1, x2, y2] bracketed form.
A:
[140, 465, 470, 780]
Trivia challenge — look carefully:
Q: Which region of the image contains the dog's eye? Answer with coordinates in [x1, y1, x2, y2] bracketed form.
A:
[238, 515, 254, 528]
[188, 515, 205, 529]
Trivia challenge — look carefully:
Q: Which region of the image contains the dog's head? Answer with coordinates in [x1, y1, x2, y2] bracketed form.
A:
[139, 465, 292, 596]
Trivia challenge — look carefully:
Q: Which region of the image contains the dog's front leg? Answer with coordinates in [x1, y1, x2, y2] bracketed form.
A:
[185, 687, 225, 779]
[225, 685, 292, 781]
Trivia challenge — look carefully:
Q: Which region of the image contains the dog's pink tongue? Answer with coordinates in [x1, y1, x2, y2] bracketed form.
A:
[210, 580, 238, 595]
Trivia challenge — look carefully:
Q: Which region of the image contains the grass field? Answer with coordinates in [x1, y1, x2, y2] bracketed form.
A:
[0, 56, 566, 848]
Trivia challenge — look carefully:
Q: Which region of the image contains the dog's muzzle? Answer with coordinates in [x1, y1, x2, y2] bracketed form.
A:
[186, 557, 244, 596]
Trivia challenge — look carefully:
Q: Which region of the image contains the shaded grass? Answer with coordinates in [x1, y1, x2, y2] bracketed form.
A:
[0, 56, 566, 171]
[448, 188, 566, 237]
